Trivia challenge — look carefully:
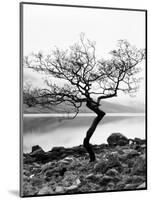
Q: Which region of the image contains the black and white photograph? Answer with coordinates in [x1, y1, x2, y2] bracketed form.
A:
[20, 3, 147, 197]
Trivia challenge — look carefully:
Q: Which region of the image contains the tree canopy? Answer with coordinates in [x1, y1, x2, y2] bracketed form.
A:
[24, 34, 145, 116]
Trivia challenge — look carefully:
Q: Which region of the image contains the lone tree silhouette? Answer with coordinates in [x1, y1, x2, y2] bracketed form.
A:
[24, 34, 145, 162]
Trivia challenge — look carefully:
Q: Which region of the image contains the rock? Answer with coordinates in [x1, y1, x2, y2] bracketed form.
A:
[23, 154, 36, 164]
[59, 157, 74, 165]
[131, 155, 146, 175]
[38, 186, 54, 195]
[29, 147, 49, 162]
[30, 177, 43, 187]
[122, 149, 139, 159]
[106, 153, 121, 169]
[134, 138, 146, 145]
[41, 162, 54, 173]
[51, 146, 65, 152]
[137, 182, 146, 189]
[107, 133, 129, 146]
[72, 145, 86, 155]
[106, 182, 115, 190]
[106, 168, 119, 177]
[94, 160, 108, 173]
[124, 183, 140, 190]
[23, 170, 30, 176]
[140, 144, 146, 149]
[75, 178, 81, 186]
[23, 182, 37, 196]
[31, 167, 41, 174]
[86, 174, 103, 182]
[23, 175, 30, 182]
[115, 181, 125, 190]
[94, 153, 121, 174]
[124, 175, 145, 184]
[98, 143, 109, 150]
[64, 185, 79, 192]
[99, 175, 113, 186]
[32, 145, 44, 153]
[55, 186, 65, 193]
[45, 169, 58, 177]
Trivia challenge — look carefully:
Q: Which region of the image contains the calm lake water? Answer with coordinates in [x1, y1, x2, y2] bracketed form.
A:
[23, 114, 145, 153]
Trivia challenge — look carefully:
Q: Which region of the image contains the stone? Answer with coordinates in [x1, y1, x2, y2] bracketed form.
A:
[30, 177, 43, 187]
[32, 145, 44, 153]
[122, 149, 139, 159]
[23, 182, 37, 196]
[65, 185, 79, 192]
[45, 169, 58, 177]
[23, 154, 36, 164]
[23, 175, 30, 182]
[51, 146, 65, 152]
[124, 183, 140, 190]
[134, 138, 146, 145]
[41, 162, 54, 173]
[60, 156, 74, 164]
[23, 170, 30, 176]
[107, 133, 129, 147]
[131, 156, 146, 175]
[38, 186, 54, 195]
[137, 182, 146, 189]
[106, 153, 121, 169]
[75, 178, 81, 186]
[86, 174, 103, 182]
[115, 181, 125, 190]
[94, 160, 108, 174]
[94, 153, 121, 174]
[106, 168, 119, 177]
[124, 175, 145, 184]
[99, 175, 113, 186]
[55, 186, 64, 193]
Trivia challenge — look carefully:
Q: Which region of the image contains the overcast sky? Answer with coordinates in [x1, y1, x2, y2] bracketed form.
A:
[23, 4, 146, 106]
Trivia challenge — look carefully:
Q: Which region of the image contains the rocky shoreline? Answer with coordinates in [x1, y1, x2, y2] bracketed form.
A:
[23, 133, 146, 196]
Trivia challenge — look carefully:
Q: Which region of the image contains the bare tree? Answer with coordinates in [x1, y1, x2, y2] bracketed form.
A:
[24, 34, 145, 162]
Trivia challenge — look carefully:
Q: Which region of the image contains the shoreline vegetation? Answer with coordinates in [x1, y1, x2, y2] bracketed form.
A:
[23, 133, 146, 197]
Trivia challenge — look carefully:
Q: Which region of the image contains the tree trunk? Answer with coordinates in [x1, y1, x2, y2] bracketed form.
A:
[83, 102, 105, 162]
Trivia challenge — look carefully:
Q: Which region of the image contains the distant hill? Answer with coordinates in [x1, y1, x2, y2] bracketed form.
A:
[23, 100, 145, 114]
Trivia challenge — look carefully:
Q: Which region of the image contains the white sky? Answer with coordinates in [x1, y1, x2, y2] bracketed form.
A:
[23, 4, 146, 106]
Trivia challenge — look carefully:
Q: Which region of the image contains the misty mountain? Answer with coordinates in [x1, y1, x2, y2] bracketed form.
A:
[23, 100, 145, 114]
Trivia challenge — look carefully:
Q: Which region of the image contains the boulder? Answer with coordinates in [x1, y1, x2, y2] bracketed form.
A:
[30, 177, 44, 187]
[51, 146, 65, 152]
[30, 146, 48, 162]
[23, 154, 36, 164]
[99, 175, 113, 186]
[38, 186, 54, 195]
[65, 185, 79, 192]
[23, 182, 37, 196]
[134, 138, 146, 145]
[137, 182, 146, 189]
[94, 153, 121, 174]
[131, 155, 146, 175]
[106, 168, 119, 177]
[115, 181, 125, 190]
[124, 175, 145, 184]
[32, 145, 44, 153]
[124, 183, 140, 190]
[55, 186, 65, 193]
[107, 133, 129, 146]
[122, 149, 139, 159]
[86, 174, 103, 183]
[94, 160, 108, 174]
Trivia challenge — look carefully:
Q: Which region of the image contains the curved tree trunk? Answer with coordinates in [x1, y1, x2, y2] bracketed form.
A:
[83, 102, 106, 162]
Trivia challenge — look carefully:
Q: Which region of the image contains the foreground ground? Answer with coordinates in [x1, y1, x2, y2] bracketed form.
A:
[22, 133, 146, 197]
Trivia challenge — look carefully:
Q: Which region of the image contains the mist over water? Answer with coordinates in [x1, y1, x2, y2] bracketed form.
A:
[23, 115, 145, 153]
